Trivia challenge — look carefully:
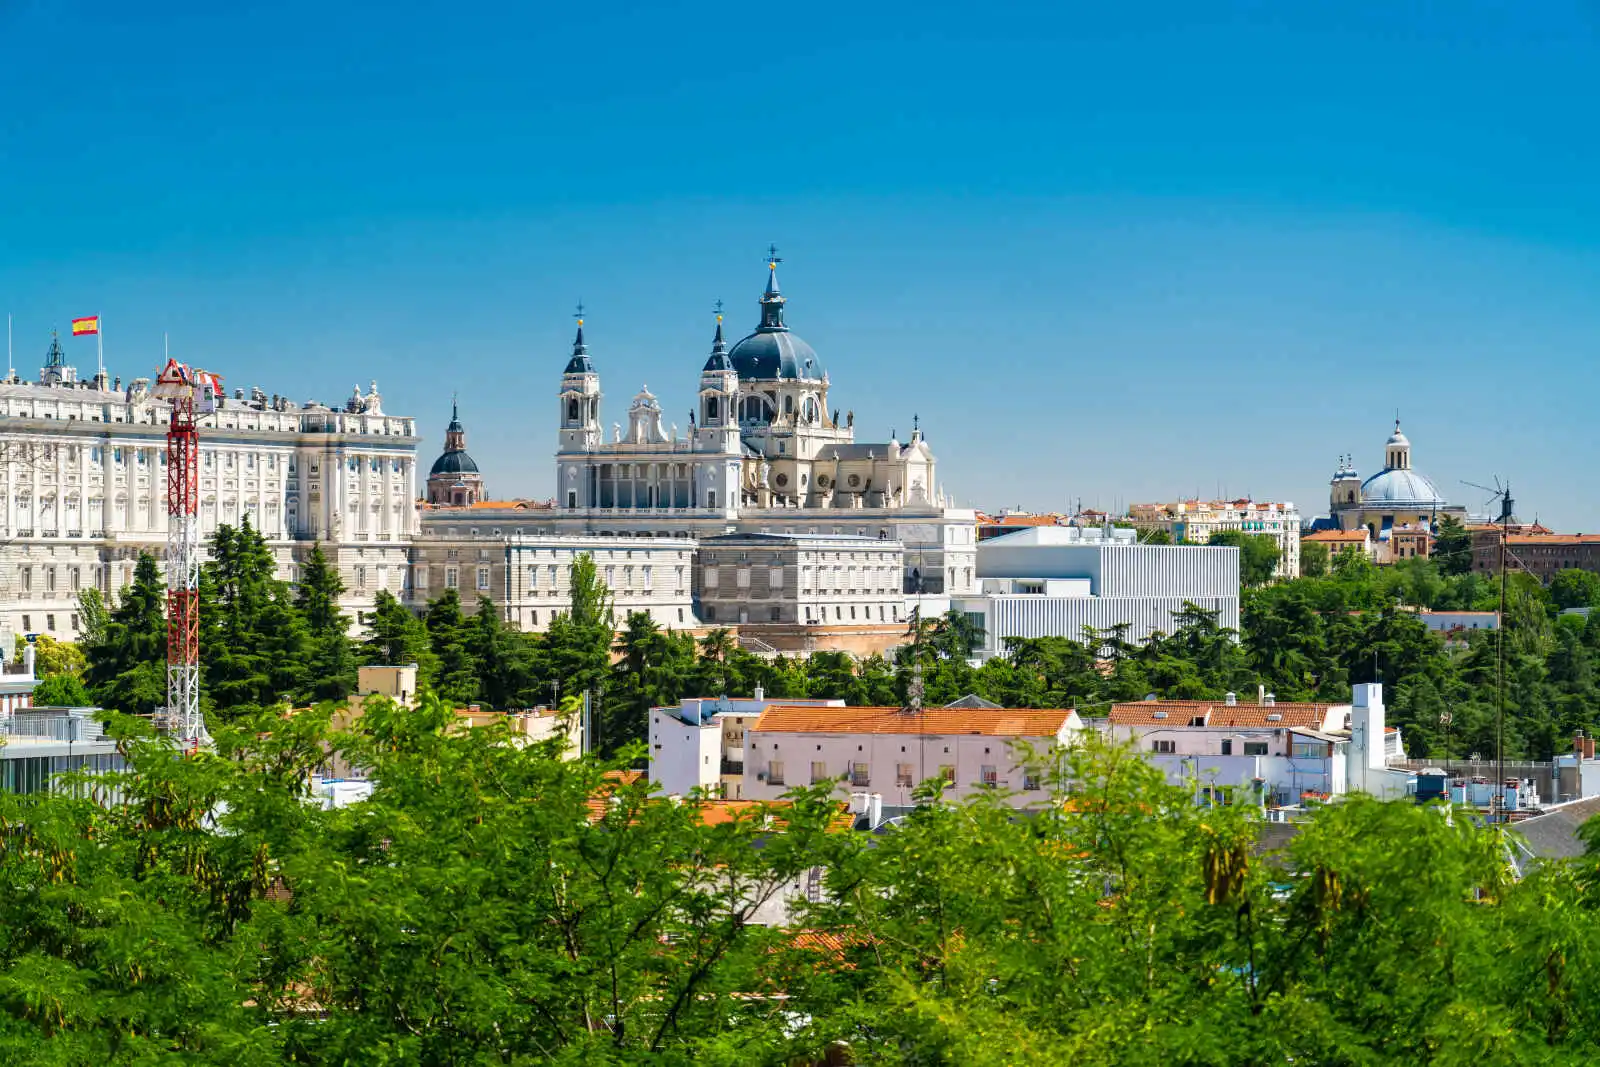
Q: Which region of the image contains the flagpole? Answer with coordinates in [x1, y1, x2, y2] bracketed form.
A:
[97, 315, 104, 381]
[6, 314, 12, 382]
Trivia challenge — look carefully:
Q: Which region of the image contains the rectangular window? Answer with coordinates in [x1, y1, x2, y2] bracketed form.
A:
[1220, 739, 1233, 756]
[1023, 772, 1041, 791]
[811, 760, 829, 784]
[850, 762, 870, 787]
[736, 567, 751, 589]
[940, 765, 956, 784]
[354, 566, 366, 590]
[20, 615, 30, 633]
[46, 614, 55, 631]
[896, 763, 913, 788]
[769, 606, 781, 622]
[1151, 740, 1176, 754]
[704, 567, 720, 589]
[70, 567, 80, 591]
[769, 565, 783, 588]
[528, 565, 537, 588]
[1243, 742, 1269, 757]
[642, 565, 651, 590]
[548, 564, 557, 587]
[767, 760, 785, 786]
[980, 765, 997, 788]
[445, 567, 458, 589]
[477, 566, 490, 590]
[20, 568, 30, 592]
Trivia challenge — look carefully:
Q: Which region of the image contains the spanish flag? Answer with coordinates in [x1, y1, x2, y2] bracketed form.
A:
[71, 316, 100, 337]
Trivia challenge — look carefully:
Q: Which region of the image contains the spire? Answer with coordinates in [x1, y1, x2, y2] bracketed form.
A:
[447, 392, 463, 433]
[758, 246, 786, 331]
[44, 330, 65, 369]
[703, 304, 733, 371]
[442, 396, 467, 453]
[564, 304, 595, 374]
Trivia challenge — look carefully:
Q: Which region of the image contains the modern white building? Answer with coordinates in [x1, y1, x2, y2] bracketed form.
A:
[954, 526, 1241, 658]
[1106, 684, 1409, 806]
[648, 694, 847, 800]
[1128, 498, 1301, 578]
[740, 703, 1084, 806]
[0, 334, 418, 647]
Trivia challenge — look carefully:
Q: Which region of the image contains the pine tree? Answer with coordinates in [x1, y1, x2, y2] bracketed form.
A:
[295, 544, 358, 702]
[425, 589, 479, 706]
[471, 596, 531, 710]
[83, 552, 168, 715]
[363, 590, 436, 681]
[200, 517, 310, 716]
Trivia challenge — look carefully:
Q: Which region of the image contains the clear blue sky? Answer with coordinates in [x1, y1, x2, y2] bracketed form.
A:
[4, 2, 1598, 527]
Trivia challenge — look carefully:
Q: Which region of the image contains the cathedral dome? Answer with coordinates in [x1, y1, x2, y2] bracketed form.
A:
[430, 449, 479, 476]
[728, 330, 823, 381]
[727, 259, 826, 381]
[1359, 468, 1444, 507]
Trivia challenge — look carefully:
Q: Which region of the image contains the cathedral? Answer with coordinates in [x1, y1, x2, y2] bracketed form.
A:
[554, 258, 946, 523]
[1323, 420, 1466, 541]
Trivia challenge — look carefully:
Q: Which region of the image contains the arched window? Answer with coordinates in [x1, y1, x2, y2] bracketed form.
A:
[784, 395, 794, 415]
[567, 398, 579, 422]
[705, 397, 718, 420]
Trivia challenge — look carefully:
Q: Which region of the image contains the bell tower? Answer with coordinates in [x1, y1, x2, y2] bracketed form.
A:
[697, 310, 740, 444]
[558, 313, 602, 453]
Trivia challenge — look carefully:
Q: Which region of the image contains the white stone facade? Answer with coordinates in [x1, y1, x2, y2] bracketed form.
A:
[0, 346, 418, 646]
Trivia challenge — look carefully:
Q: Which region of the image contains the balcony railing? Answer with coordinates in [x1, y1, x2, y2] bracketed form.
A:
[720, 759, 744, 776]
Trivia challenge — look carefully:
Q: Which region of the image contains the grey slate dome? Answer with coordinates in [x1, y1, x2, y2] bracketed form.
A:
[564, 322, 594, 375]
[727, 262, 825, 381]
[430, 449, 479, 476]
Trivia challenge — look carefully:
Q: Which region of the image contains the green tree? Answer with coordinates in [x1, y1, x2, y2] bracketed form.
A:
[293, 543, 358, 702]
[1433, 514, 1473, 575]
[423, 588, 479, 706]
[1549, 568, 1600, 612]
[200, 518, 310, 716]
[1300, 539, 1329, 578]
[12, 633, 87, 679]
[82, 552, 168, 715]
[1207, 529, 1281, 587]
[30, 672, 92, 706]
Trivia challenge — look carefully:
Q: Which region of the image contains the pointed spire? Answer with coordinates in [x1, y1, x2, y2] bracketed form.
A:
[758, 247, 787, 331]
[703, 304, 733, 371]
[447, 392, 463, 432]
[44, 330, 65, 369]
[564, 303, 595, 374]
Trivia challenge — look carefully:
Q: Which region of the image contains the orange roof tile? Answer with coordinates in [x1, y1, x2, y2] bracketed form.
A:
[1303, 529, 1369, 543]
[1507, 534, 1600, 546]
[1109, 700, 1337, 728]
[753, 704, 1075, 737]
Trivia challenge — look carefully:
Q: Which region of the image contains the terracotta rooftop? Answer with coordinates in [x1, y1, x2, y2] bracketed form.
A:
[1305, 527, 1369, 543]
[1109, 700, 1340, 729]
[422, 499, 558, 511]
[753, 704, 1076, 737]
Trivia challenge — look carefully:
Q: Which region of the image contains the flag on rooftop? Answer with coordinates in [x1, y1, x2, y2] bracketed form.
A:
[71, 316, 100, 336]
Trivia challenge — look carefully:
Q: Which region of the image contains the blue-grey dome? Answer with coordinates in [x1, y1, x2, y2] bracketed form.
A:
[430, 450, 479, 476]
[727, 330, 823, 380]
[727, 260, 825, 381]
[1359, 467, 1444, 507]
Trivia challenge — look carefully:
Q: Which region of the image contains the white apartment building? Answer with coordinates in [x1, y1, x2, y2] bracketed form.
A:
[695, 532, 905, 628]
[1128, 499, 1301, 578]
[0, 337, 418, 646]
[741, 704, 1084, 806]
[648, 694, 847, 799]
[409, 526, 699, 630]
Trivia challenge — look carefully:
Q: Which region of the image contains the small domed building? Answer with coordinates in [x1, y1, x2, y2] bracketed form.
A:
[426, 398, 486, 506]
[1327, 420, 1465, 544]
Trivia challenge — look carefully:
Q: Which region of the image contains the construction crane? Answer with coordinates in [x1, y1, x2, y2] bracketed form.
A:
[152, 358, 222, 745]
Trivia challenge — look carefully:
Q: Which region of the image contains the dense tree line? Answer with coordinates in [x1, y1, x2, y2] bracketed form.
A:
[2, 707, 1600, 1062]
[23, 519, 1599, 764]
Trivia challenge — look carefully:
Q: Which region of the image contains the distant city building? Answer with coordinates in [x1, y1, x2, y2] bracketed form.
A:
[1128, 499, 1300, 577]
[0, 335, 417, 648]
[1106, 684, 1408, 806]
[740, 703, 1085, 805]
[695, 532, 906, 655]
[1314, 421, 1466, 548]
[425, 398, 485, 506]
[1473, 531, 1600, 582]
[408, 524, 698, 631]
[649, 694, 846, 800]
[952, 525, 1241, 658]
[1302, 527, 1374, 565]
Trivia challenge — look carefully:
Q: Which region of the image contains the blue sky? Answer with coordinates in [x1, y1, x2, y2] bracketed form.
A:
[3, 1, 1598, 527]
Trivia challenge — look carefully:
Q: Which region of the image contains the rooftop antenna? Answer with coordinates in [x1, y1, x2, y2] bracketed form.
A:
[1462, 475, 1515, 825]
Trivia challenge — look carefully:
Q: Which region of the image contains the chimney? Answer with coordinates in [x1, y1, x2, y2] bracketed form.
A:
[754, 684, 765, 702]
[1263, 692, 1275, 707]
[1224, 692, 1237, 706]
[1258, 684, 1266, 704]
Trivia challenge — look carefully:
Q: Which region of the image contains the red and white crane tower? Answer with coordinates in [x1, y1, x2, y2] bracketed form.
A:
[153, 358, 222, 744]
